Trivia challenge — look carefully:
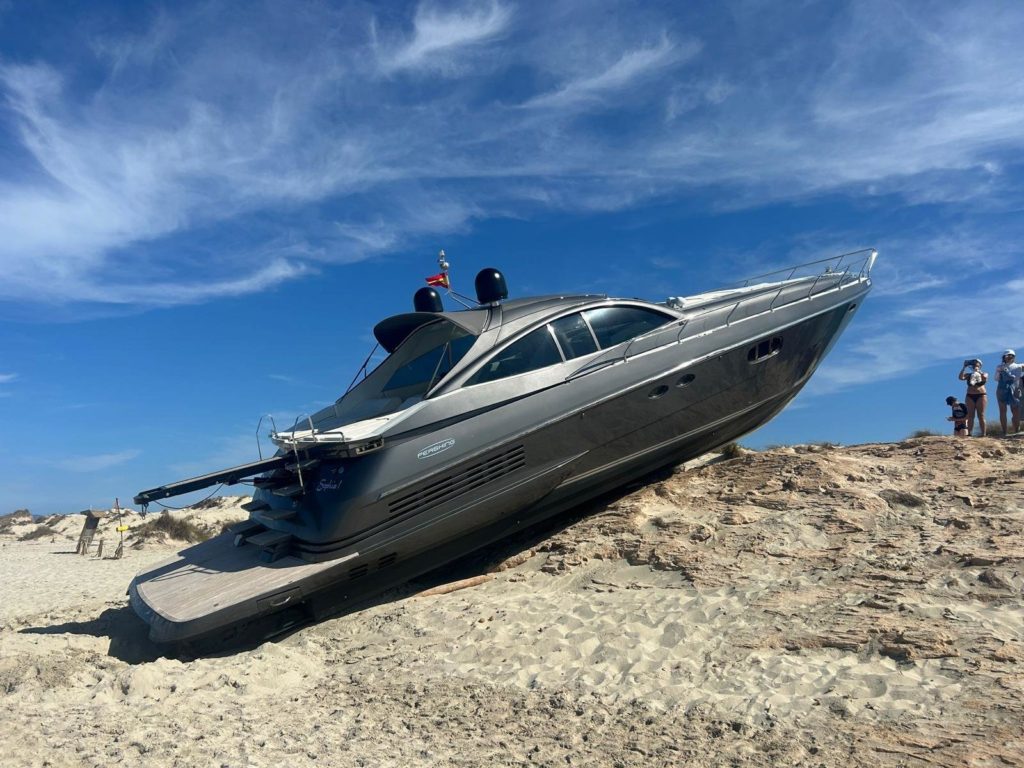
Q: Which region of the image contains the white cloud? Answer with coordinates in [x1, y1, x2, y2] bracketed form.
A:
[523, 36, 692, 110]
[378, 1, 512, 74]
[54, 449, 141, 472]
[1, 1, 1023, 313]
[0, 372, 15, 397]
[809, 276, 1024, 395]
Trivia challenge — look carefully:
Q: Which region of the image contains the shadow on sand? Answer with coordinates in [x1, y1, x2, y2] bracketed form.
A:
[19, 463, 682, 664]
[20, 606, 167, 664]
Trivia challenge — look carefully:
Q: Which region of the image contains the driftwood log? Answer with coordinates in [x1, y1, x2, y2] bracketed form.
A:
[415, 574, 495, 598]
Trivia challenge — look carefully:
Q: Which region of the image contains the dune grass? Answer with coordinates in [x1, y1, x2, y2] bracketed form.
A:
[133, 513, 211, 543]
[18, 525, 55, 542]
[719, 442, 744, 459]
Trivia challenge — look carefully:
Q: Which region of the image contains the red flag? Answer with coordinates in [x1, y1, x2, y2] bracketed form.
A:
[425, 272, 449, 288]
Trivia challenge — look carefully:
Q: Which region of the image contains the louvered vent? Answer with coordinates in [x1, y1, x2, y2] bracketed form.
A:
[377, 552, 397, 570]
[388, 445, 526, 518]
[348, 564, 369, 581]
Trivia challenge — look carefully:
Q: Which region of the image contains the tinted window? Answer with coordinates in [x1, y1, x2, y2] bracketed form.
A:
[550, 314, 598, 359]
[384, 332, 476, 393]
[747, 336, 783, 363]
[583, 306, 672, 348]
[468, 328, 563, 384]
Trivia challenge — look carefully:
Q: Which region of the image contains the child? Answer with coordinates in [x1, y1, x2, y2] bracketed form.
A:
[946, 396, 969, 437]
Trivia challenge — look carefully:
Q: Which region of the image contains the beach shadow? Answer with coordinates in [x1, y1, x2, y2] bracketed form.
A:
[20, 606, 166, 664]
[411, 462, 680, 588]
[218, 464, 682, 653]
[18, 463, 680, 662]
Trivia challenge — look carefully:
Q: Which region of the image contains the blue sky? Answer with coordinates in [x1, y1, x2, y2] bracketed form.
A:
[1, 0, 1022, 513]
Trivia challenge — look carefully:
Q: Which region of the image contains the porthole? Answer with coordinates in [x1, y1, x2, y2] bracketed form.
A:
[676, 373, 696, 387]
[747, 336, 783, 363]
[848, 303, 857, 312]
[648, 384, 669, 399]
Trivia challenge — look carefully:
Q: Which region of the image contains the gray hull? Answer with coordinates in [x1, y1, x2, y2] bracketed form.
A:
[130, 254, 873, 646]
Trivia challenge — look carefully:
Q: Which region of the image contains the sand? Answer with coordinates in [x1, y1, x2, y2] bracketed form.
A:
[1, 437, 1022, 767]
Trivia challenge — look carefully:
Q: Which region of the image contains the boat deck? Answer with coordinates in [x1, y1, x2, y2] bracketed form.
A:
[129, 533, 358, 643]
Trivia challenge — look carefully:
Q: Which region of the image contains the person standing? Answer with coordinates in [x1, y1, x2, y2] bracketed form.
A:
[994, 349, 1023, 435]
[958, 358, 988, 436]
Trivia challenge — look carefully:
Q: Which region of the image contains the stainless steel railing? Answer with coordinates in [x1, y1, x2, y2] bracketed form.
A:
[617, 248, 876, 363]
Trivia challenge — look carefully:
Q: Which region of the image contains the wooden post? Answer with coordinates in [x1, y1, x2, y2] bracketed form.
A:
[113, 497, 125, 560]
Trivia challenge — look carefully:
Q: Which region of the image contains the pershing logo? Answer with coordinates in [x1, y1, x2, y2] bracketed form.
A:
[417, 438, 455, 459]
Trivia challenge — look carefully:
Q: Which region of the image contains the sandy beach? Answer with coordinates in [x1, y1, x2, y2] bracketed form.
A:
[1, 436, 1022, 767]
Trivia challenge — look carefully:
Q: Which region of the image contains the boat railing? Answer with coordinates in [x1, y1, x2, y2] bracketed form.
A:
[731, 247, 876, 289]
[254, 414, 279, 460]
[675, 248, 875, 345]
[577, 248, 876, 375]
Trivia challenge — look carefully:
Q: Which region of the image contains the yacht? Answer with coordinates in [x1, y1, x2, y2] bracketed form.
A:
[130, 248, 876, 646]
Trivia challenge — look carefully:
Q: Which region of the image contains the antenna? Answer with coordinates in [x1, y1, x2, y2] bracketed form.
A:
[430, 248, 476, 309]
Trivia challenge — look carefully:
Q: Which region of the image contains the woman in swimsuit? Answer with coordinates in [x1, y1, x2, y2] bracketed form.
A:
[958, 358, 987, 436]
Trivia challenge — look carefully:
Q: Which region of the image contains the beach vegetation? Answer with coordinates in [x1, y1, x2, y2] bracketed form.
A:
[133, 513, 211, 543]
[720, 442, 744, 459]
[907, 429, 941, 438]
[18, 525, 55, 541]
[0, 509, 34, 533]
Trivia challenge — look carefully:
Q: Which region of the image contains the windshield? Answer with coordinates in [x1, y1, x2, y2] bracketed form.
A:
[311, 320, 477, 429]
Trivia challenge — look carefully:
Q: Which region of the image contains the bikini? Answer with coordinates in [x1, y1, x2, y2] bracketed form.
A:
[966, 392, 984, 404]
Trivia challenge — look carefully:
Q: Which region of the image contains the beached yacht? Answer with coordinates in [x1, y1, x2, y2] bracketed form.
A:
[130, 248, 876, 645]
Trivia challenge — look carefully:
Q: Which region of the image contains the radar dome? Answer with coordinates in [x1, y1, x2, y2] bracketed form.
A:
[474, 268, 508, 304]
[413, 287, 444, 313]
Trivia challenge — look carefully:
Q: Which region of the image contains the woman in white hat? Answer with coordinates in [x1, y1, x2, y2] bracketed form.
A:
[994, 349, 1023, 435]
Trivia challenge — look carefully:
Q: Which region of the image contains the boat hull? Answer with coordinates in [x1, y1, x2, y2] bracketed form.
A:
[128, 384, 798, 646]
[129, 273, 869, 647]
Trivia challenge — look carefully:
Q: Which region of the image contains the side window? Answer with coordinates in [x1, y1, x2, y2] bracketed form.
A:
[550, 313, 598, 359]
[747, 336, 783, 363]
[583, 306, 672, 349]
[468, 327, 563, 385]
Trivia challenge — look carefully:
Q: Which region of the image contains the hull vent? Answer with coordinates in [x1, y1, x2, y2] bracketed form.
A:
[348, 564, 369, 581]
[378, 552, 398, 570]
[388, 445, 526, 518]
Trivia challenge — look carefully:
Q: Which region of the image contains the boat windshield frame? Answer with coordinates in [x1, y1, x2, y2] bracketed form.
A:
[312, 319, 479, 428]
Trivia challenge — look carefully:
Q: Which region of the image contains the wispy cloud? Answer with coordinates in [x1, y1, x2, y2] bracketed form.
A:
[54, 449, 141, 472]
[0, 373, 17, 384]
[378, 1, 512, 74]
[522, 36, 691, 110]
[806, 225, 1024, 396]
[1, 1, 1023, 314]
